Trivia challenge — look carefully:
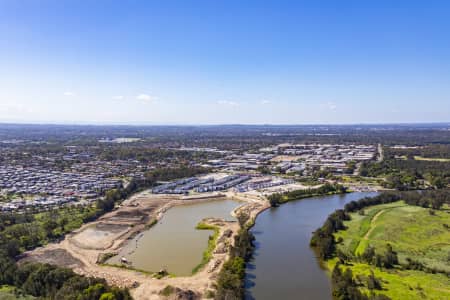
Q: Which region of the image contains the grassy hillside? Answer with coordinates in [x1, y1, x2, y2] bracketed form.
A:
[329, 201, 450, 299]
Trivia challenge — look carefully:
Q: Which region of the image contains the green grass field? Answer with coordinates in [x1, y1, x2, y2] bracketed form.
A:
[414, 156, 450, 162]
[330, 201, 450, 299]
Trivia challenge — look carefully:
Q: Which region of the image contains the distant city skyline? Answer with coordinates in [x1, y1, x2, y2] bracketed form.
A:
[1, 1, 450, 125]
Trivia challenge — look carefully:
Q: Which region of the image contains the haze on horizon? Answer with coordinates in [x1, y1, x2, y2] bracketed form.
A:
[1, 1, 450, 125]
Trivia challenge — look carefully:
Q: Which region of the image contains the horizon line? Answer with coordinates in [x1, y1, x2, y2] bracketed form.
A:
[0, 121, 449, 127]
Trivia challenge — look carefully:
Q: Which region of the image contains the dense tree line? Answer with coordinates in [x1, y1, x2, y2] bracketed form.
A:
[99, 146, 218, 163]
[143, 166, 208, 183]
[389, 145, 450, 159]
[310, 208, 352, 259]
[268, 183, 347, 207]
[0, 210, 132, 299]
[0, 253, 131, 299]
[215, 224, 255, 299]
[360, 147, 450, 190]
[331, 263, 391, 300]
[0, 208, 133, 299]
[343, 193, 401, 213]
[0, 206, 99, 254]
[344, 190, 450, 213]
[398, 189, 449, 209]
[359, 244, 399, 269]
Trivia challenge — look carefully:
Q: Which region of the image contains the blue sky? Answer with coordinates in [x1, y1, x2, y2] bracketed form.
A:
[1, 0, 450, 124]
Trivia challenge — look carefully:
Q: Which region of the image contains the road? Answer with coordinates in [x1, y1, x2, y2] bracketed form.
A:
[377, 143, 384, 162]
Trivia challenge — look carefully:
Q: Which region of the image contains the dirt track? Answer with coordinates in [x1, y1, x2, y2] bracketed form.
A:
[363, 209, 385, 240]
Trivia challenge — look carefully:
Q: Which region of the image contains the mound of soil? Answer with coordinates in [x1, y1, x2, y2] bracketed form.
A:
[20, 248, 83, 269]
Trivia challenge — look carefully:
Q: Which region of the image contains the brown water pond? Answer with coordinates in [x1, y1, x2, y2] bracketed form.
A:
[108, 199, 241, 275]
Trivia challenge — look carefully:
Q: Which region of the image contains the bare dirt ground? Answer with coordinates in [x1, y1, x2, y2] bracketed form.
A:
[71, 223, 130, 250]
[270, 155, 302, 162]
[20, 248, 83, 269]
[20, 189, 270, 300]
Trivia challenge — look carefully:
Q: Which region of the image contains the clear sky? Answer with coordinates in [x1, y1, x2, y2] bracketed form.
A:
[1, 0, 450, 125]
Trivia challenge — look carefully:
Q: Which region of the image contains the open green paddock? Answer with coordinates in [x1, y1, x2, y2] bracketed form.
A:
[335, 201, 450, 272]
[329, 201, 450, 299]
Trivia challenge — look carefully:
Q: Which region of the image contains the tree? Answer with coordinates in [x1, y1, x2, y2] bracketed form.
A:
[96, 197, 115, 213]
[430, 197, 444, 210]
[215, 257, 245, 300]
[430, 176, 446, 189]
[43, 219, 58, 238]
[375, 254, 383, 269]
[237, 213, 249, 227]
[361, 246, 375, 264]
[3, 239, 20, 258]
[83, 283, 106, 300]
[336, 249, 348, 264]
[332, 264, 370, 300]
[367, 271, 382, 290]
[268, 194, 282, 207]
[383, 244, 398, 268]
[99, 293, 117, 300]
[59, 217, 69, 232]
[0, 253, 17, 285]
[257, 165, 271, 175]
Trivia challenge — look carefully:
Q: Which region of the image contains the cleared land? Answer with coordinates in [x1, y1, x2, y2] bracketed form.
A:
[270, 155, 302, 162]
[339, 175, 385, 191]
[329, 201, 450, 299]
[20, 189, 270, 299]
